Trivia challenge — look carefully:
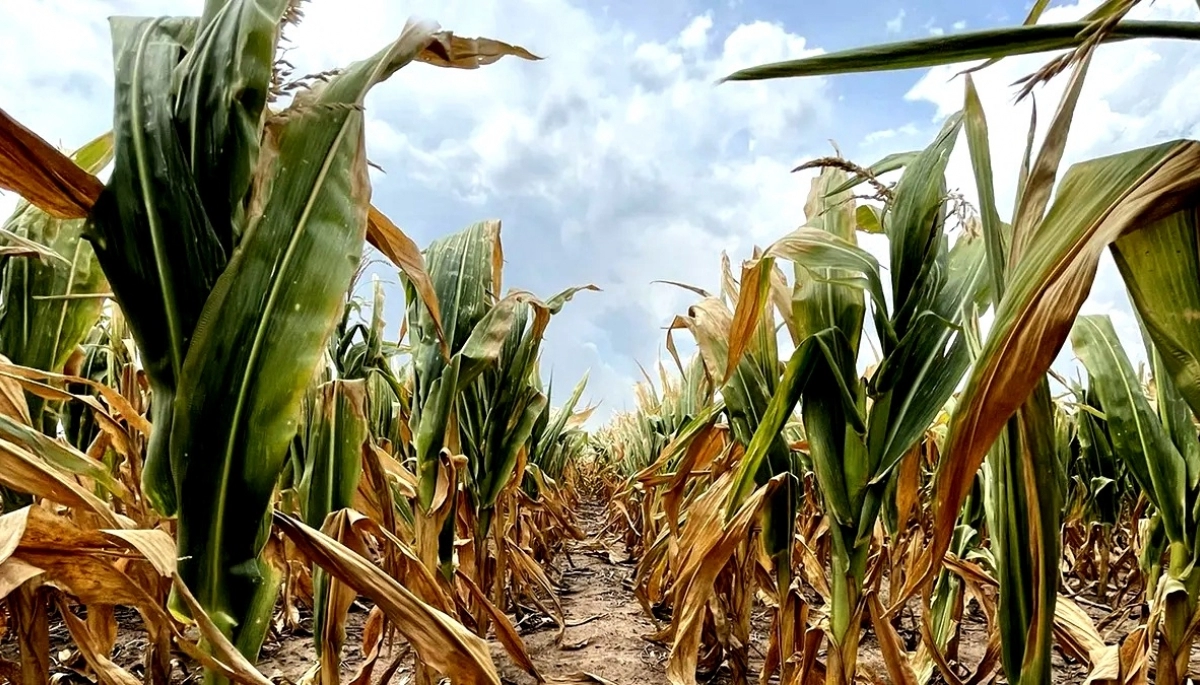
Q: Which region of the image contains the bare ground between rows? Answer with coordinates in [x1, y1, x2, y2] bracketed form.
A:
[2, 502, 1197, 683]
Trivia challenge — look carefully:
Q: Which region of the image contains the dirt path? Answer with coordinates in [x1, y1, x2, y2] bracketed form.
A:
[495, 501, 667, 685]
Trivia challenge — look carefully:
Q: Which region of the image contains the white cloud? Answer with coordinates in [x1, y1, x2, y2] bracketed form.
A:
[887, 9, 906, 34]
[862, 122, 919, 145]
[679, 13, 714, 51]
[952, 20, 967, 30]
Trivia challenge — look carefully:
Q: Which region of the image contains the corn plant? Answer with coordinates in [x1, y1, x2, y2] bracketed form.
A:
[527, 370, 591, 484]
[723, 116, 988, 682]
[1059, 372, 1134, 601]
[1072, 314, 1200, 682]
[718, 3, 1200, 678]
[298, 377, 370, 682]
[457, 284, 593, 550]
[77, 2, 534, 677]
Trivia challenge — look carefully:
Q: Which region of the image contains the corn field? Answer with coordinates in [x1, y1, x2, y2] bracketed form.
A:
[1, 1, 1199, 683]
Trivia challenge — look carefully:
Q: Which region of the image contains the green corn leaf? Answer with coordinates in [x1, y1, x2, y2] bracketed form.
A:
[89, 16, 229, 515]
[299, 380, 369, 531]
[533, 372, 588, 466]
[855, 205, 883, 235]
[298, 379, 369, 664]
[176, 0, 286, 249]
[964, 75, 1007, 297]
[1071, 315, 1188, 544]
[168, 19, 444, 660]
[1112, 209, 1200, 428]
[866, 232, 988, 485]
[720, 21, 1200, 82]
[886, 112, 961, 337]
[804, 334, 869, 529]
[727, 328, 851, 514]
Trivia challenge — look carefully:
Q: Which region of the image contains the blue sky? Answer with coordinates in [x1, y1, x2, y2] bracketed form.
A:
[4, 0, 1200, 421]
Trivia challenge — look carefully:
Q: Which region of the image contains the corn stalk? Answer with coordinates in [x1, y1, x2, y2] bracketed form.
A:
[725, 117, 989, 683]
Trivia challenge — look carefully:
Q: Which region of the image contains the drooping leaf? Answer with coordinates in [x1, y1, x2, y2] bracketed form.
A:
[934, 140, 1200, 599]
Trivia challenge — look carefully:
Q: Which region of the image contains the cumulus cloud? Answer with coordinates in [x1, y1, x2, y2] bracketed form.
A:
[887, 9, 906, 34]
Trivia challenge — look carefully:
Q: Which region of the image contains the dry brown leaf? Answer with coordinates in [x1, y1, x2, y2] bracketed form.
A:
[0, 557, 44, 598]
[894, 445, 922, 530]
[0, 506, 30, 563]
[661, 424, 727, 539]
[0, 362, 151, 437]
[506, 537, 567, 642]
[1054, 594, 1108, 664]
[101, 528, 176, 578]
[347, 606, 387, 685]
[274, 512, 502, 685]
[317, 512, 367, 685]
[868, 594, 918, 685]
[0, 356, 31, 426]
[12, 583, 50, 685]
[366, 206, 448, 358]
[0, 440, 121, 526]
[21, 552, 157, 608]
[0, 108, 104, 219]
[667, 473, 783, 685]
[457, 568, 543, 682]
[86, 603, 118, 664]
[345, 510, 454, 614]
[418, 32, 541, 69]
[1118, 625, 1150, 685]
[723, 258, 774, 384]
[55, 596, 140, 685]
[169, 576, 274, 685]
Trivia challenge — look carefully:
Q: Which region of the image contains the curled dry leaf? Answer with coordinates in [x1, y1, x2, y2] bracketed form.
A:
[419, 31, 542, 69]
[55, 596, 140, 685]
[868, 594, 918, 685]
[367, 206, 448, 358]
[0, 440, 122, 526]
[457, 568, 544, 682]
[274, 511, 502, 685]
[0, 360, 151, 437]
[0, 355, 31, 425]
